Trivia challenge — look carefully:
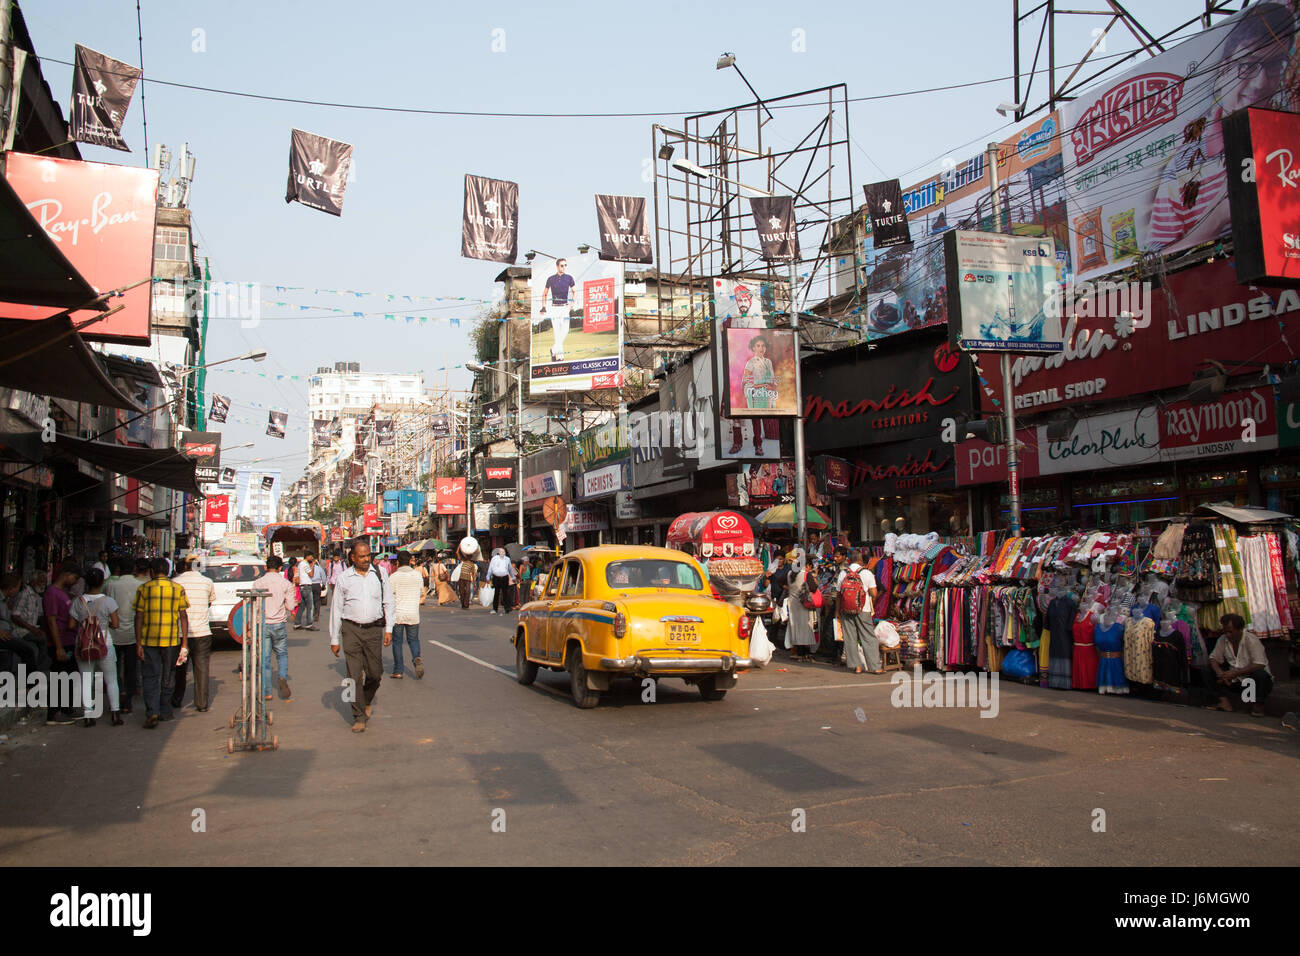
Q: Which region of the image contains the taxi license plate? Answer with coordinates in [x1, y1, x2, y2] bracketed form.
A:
[665, 622, 699, 644]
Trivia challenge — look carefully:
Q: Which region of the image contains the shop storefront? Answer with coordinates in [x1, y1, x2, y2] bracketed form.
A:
[571, 416, 630, 547]
[801, 330, 975, 542]
[521, 443, 570, 547]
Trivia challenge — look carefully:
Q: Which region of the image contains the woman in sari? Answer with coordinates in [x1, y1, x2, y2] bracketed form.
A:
[433, 559, 458, 607]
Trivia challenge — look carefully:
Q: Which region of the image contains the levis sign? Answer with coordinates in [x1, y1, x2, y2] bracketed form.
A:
[484, 466, 513, 481]
[183, 442, 217, 458]
[1070, 73, 1183, 165]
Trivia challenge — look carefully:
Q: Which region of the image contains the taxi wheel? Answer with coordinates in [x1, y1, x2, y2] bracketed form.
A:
[567, 647, 600, 709]
[515, 635, 538, 686]
[698, 677, 728, 701]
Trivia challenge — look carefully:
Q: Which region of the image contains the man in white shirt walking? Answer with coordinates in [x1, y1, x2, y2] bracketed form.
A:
[488, 548, 513, 614]
[329, 540, 394, 733]
[106, 558, 150, 712]
[388, 551, 426, 679]
[257, 555, 298, 701]
[296, 553, 319, 630]
[173, 556, 216, 711]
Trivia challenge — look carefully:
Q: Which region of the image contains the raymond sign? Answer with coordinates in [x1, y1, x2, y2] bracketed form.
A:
[435, 478, 466, 514]
[0, 152, 160, 342]
[1159, 387, 1277, 461]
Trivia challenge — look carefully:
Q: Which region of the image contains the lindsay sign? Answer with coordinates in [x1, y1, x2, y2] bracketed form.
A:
[983, 259, 1300, 413]
[0, 153, 159, 342]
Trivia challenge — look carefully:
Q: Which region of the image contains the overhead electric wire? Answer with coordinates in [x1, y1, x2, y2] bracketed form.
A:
[31, 44, 1152, 120]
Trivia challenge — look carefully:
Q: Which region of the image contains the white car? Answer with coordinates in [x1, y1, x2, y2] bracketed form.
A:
[202, 554, 267, 632]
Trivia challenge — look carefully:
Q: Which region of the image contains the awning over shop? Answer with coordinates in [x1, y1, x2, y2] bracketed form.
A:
[0, 314, 143, 409]
[53, 434, 201, 495]
[0, 172, 103, 309]
[1194, 502, 1293, 523]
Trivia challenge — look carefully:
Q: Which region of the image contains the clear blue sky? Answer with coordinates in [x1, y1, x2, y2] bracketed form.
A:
[25, 0, 1209, 480]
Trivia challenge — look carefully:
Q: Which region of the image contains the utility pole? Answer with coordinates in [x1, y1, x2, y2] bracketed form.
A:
[790, 258, 807, 545]
[987, 140, 1021, 536]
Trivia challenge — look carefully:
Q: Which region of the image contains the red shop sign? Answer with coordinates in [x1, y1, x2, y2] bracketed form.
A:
[1159, 386, 1277, 461]
[1224, 107, 1300, 287]
[1, 152, 160, 342]
[435, 478, 466, 514]
[954, 427, 1040, 487]
[204, 495, 230, 523]
[981, 259, 1300, 414]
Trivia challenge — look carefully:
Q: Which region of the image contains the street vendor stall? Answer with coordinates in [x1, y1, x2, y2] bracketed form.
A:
[666, 510, 765, 605]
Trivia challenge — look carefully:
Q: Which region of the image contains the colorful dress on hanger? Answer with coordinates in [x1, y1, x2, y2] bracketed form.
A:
[1072, 611, 1099, 690]
[1047, 596, 1076, 689]
[1123, 616, 1155, 685]
[1094, 619, 1129, 695]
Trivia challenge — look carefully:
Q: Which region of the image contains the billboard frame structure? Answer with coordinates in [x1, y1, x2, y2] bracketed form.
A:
[650, 83, 860, 333]
[1009, 0, 1247, 123]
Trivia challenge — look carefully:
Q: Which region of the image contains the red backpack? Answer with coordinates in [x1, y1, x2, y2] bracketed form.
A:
[839, 572, 867, 616]
[74, 597, 108, 662]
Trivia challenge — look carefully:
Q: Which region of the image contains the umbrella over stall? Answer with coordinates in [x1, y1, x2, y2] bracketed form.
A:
[755, 503, 832, 530]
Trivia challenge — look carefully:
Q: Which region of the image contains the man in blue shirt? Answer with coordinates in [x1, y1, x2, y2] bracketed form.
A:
[541, 258, 577, 361]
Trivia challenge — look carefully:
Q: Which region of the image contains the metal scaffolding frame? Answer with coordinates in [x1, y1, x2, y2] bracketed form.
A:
[1010, 0, 1251, 122]
[651, 84, 858, 331]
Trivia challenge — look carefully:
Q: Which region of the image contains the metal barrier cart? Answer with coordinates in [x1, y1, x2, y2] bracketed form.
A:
[228, 587, 278, 753]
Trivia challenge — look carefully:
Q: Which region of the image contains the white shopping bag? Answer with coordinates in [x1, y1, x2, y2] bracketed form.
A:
[450, 563, 462, 583]
[480, 585, 494, 608]
[749, 616, 774, 667]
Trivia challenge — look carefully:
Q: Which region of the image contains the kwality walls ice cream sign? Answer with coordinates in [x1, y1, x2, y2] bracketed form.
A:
[978, 259, 1300, 414]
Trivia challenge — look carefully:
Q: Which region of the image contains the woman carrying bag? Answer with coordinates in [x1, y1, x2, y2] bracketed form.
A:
[69, 568, 124, 727]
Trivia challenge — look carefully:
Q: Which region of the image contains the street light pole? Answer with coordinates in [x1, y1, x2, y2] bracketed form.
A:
[986, 140, 1021, 536]
[790, 259, 807, 546]
[467, 360, 527, 547]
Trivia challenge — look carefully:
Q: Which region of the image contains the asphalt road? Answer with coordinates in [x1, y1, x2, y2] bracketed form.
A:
[2, 601, 1298, 866]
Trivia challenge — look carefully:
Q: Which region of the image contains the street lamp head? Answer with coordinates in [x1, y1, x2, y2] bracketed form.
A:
[577, 243, 592, 255]
[465, 361, 486, 373]
[996, 100, 1026, 117]
[240, 349, 268, 362]
[716, 53, 736, 70]
[524, 250, 537, 263]
[672, 157, 709, 179]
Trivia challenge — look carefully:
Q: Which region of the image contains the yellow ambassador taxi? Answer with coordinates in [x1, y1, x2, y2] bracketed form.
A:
[513, 545, 755, 708]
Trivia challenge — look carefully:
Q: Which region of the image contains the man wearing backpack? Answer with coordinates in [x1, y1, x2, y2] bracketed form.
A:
[837, 553, 880, 674]
[329, 540, 394, 734]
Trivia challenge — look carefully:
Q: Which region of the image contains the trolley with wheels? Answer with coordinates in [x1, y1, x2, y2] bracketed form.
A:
[228, 588, 278, 753]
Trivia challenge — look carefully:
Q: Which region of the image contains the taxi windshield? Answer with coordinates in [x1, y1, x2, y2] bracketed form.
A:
[605, 560, 702, 590]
